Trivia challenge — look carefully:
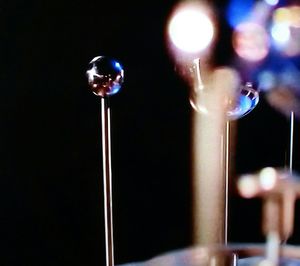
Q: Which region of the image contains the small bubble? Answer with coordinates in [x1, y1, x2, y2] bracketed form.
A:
[86, 56, 124, 97]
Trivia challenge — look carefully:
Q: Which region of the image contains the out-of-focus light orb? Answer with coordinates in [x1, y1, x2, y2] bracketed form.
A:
[168, 6, 214, 53]
[238, 175, 259, 198]
[289, 6, 300, 28]
[273, 7, 291, 24]
[283, 32, 300, 57]
[273, 6, 300, 28]
[264, 0, 279, 6]
[226, 0, 254, 28]
[259, 167, 277, 191]
[233, 22, 270, 62]
[271, 23, 291, 45]
[257, 70, 276, 91]
[271, 6, 300, 56]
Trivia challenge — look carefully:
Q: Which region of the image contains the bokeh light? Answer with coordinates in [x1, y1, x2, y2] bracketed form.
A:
[232, 22, 270, 62]
[273, 6, 300, 28]
[238, 174, 260, 198]
[271, 23, 291, 45]
[271, 6, 300, 56]
[282, 32, 300, 57]
[257, 70, 276, 91]
[167, 5, 214, 54]
[226, 0, 254, 28]
[264, 0, 279, 6]
[289, 6, 300, 28]
[259, 167, 277, 190]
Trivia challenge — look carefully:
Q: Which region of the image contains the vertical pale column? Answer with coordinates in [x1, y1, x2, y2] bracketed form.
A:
[192, 66, 235, 245]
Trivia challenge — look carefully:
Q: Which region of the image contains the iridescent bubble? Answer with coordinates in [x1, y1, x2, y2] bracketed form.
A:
[227, 82, 259, 120]
[86, 56, 124, 97]
[190, 82, 259, 120]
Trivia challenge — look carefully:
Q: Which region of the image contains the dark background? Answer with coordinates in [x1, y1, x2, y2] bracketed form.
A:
[0, 0, 299, 265]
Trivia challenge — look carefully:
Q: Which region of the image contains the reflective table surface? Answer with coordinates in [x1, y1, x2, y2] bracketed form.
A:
[118, 244, 300, 266]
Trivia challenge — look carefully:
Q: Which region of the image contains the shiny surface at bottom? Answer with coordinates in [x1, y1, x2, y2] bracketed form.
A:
[118, 245, 300, 266]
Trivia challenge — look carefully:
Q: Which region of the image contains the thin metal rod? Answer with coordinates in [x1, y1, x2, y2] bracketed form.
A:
[101, 97, 114, 266]
[289, 111, 294, 174]
[224, 120, 230, 245]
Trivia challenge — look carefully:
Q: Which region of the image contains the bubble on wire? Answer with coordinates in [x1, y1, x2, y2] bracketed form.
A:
[227, 82, 259, 120]
[190, 82, 259, 120]
[87, 56, 124, 97]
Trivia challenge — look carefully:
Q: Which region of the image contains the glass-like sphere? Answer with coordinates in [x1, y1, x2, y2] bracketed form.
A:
[190, 82, 259, 120]
[227, 82, 259, 120]
[86, 56, 124, 97]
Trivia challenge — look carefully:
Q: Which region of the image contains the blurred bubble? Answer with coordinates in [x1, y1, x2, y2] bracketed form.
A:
[259, 167, 277, 190]
[282, 30, 300, 57]
[257, 70, 276, 91]
[271, 6, 300, 57]
[266, 87, 300, 118]
[289, 6, 300, 28]
[264, 0, 279, 6]
[257, 59, 300, 92]
[233, 22, 270, 62]
[226, 0, 254, 28]
[273, 6, 300, 28]
[271, 23, 291, 45]
[255, 57, 300, 119]
[238, 174, 260, 198]
[167, 4, 214, 54]
[273, 7, 291, 24]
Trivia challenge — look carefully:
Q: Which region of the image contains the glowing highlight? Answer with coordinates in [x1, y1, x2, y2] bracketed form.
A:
[271, 23, 291, 45]
[168, 7, 214, 53]
[259, 167, 277, 190]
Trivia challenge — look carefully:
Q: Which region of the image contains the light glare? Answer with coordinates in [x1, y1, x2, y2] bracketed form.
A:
[238, 175, 259, 198]
[271, 23, 291, 45]
[259, 167, 277, 190]
[264, 0, 279, 6]
[168, 7, 214, 53]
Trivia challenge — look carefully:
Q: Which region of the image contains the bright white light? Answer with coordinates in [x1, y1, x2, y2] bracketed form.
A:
[271, 23, 291, 45]
[264, 0, 279, 6]
[259, 167, 277, 190]
[168, 7, 214, 53]
[238, 175, 259, 198]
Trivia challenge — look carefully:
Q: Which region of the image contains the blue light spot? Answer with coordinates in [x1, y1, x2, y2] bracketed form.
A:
[114, 62, 122, 70]
[226, 0, 255, 28]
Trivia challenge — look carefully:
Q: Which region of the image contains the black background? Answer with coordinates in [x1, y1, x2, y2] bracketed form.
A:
[0, 0, 300, 265]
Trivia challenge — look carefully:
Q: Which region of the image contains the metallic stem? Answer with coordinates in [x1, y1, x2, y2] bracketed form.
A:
[224, 120, 230, 245]
[289, 111, 294, 174]
[101, 97, 114, 266]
